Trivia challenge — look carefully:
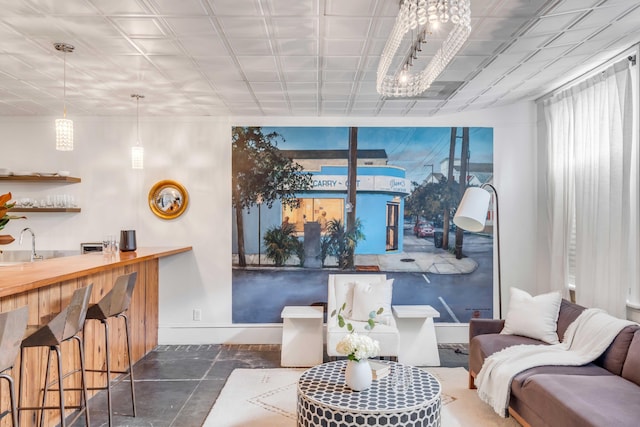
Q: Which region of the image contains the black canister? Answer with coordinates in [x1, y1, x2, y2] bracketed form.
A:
[119, 230, 137, 252]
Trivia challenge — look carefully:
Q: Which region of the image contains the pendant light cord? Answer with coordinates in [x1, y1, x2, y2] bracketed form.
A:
[136, 95, 140, 144]
[63, 50, 67, 118]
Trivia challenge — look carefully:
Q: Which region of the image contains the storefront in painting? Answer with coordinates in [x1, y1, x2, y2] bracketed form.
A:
[232, 149, 410, 256]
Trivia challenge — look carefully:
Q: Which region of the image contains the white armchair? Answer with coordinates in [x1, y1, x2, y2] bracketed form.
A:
[326, 274, 399, 360]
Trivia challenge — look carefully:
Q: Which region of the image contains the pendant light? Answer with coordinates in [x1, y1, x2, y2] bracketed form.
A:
[131, 94, 145, 169]
[54, 43, 74, 151]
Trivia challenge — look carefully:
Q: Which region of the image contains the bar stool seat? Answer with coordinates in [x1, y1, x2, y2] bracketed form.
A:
[19, 284, 93, 427]
[0, 306, 29, 427]
[85, 272, 137, 427]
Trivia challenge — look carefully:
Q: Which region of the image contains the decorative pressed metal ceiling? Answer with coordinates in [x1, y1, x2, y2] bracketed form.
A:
[0, 0, 638, 117]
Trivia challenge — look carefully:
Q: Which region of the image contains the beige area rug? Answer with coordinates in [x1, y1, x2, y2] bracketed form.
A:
[203, 367, 520, 426]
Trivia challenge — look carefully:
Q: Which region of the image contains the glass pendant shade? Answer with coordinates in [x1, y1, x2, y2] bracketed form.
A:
[131, 145, 144, 169]
[131, 94, 145, 169]
[55, 118, 73, 151]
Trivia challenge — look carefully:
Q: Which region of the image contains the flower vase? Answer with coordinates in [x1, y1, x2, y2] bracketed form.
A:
[345, 359, 372, 391]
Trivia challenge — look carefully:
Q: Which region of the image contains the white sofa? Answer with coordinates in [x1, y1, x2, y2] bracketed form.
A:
[326, 274, 399, 359]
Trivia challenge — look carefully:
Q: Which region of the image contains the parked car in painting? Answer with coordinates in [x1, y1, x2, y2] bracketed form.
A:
[414, 222, 435, 238]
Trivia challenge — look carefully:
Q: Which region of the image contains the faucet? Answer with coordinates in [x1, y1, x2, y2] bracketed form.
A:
[19, 227, 44, 261]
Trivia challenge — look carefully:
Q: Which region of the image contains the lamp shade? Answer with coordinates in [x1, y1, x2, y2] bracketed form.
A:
[453, 187, 491, 232]
[131, 145, 144, 169]
[55, 118, 73, 151]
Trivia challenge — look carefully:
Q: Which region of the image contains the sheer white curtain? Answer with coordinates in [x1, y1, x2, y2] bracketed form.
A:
[542, 59, 637, 318]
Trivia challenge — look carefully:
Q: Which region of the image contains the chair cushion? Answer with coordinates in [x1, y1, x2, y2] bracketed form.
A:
[500, 287, 562, 344]
[350, 279, 394, 324]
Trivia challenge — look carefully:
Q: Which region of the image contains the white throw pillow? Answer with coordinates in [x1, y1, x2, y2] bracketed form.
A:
[334, 281, 356, 318]
[501, 287, 562, 344]
[333, 277, 386, 320]
[350, 279, 394, 323]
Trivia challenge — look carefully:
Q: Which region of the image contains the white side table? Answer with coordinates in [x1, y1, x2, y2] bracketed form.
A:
[392, 305, 441, 366]
[280, 306, 324, 367]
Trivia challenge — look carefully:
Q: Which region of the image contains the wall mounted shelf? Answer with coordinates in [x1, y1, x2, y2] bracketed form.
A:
[0, 176, 81, 183]
[1, 175, 82, 213]
[10, 208, 81, 213]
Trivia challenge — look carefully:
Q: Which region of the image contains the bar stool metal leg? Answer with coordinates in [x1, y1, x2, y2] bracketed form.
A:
[17, 347, 26, 426]
[85, 272, 138, 427]
[73, 335, 90, 427]
[0, 373, 19, 427]
[103, 319, 113, 425]
[54, 346, 65, 427]
[123, 314, 137, 416]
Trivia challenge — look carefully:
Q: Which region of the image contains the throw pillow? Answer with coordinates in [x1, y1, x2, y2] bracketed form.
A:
[333, 276, 386, 320]
[334, 280, 356, 319]
[350, 279, 394, 323]
[501, 287, 562, 344]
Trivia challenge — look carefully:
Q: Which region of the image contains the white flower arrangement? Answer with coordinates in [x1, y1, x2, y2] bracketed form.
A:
[331, 303, 383, 362]
[336, 332, 380, 362]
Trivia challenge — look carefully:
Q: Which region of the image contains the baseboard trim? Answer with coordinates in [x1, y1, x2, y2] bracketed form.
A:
[158, 322, 470, 345]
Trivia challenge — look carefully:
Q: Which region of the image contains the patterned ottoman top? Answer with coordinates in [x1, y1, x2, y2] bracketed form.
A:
[297, 360, 441, 414]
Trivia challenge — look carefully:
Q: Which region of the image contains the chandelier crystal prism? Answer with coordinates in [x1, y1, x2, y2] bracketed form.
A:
[54, 43, 74, 151]
[377, 0, 471, 98]
[131, 94, 145, 169]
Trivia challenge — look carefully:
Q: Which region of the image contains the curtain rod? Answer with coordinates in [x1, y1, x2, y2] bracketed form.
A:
[535, 43, 638, 103]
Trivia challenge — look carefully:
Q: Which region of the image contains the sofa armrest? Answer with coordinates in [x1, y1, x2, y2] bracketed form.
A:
[469, 318, 505, 341]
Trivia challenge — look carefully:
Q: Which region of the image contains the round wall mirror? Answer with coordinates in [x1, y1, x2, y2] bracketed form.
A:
[148, 180, 189, 219]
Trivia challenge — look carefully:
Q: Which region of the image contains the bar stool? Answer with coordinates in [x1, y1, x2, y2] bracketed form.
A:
[85, 272, 137, 427]
[0, 306, 28, 427]
[18, 284, 93, 427]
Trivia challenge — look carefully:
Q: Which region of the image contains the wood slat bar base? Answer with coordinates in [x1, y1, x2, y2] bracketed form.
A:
[0, 247, 191, 427]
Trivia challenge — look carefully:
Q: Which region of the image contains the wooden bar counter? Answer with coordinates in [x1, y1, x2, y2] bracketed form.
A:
[0, 246, 191, 427]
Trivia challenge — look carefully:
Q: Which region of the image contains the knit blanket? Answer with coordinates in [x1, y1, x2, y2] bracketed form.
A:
[476, 308, 634, 417]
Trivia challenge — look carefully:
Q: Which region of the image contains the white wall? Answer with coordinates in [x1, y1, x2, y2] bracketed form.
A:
[0, 101, 537, 344]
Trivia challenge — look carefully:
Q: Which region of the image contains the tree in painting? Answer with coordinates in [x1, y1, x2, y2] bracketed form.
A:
[232, 127, 313, 267]
[405, 178, 460, 249]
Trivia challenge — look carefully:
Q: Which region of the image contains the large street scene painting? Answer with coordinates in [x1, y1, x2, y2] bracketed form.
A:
[232, 126, 494, 324]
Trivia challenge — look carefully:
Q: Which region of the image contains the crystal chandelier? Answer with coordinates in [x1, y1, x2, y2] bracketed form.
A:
[377, 0, 471, 98]
[54, 43, 74, 150]
[131, 94, 145, 169]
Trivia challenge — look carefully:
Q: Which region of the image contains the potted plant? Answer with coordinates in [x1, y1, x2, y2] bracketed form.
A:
[0, 192, 26, 250]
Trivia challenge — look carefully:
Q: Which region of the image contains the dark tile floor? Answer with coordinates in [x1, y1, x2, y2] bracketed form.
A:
[70, 343, 468, 427]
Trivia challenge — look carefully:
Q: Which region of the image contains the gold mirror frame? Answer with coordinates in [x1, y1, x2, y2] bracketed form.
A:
[148, 180, 189, 219]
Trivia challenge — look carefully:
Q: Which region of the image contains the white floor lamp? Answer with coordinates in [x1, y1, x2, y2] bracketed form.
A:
[453, 184, 502, 318]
